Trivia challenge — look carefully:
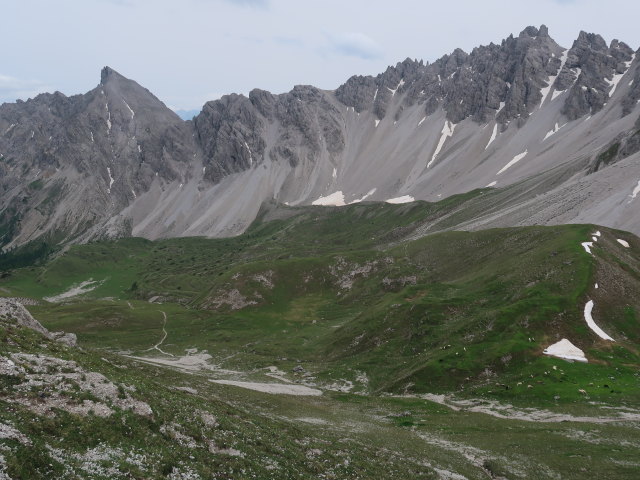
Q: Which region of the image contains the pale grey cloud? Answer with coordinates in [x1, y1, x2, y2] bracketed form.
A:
[222, 0, 269, 7]
[1, 0, 639, 110]
[327, 32, 383, 60]
[0, 74, 54, 103]
[96, 0, 134, 5]
[273, 36, 305, 48]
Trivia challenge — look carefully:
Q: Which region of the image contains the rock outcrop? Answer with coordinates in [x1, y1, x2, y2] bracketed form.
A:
[0, 298, 76, 346]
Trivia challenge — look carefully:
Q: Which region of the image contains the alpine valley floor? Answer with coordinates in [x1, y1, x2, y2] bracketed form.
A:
[1, 201, 640, 479]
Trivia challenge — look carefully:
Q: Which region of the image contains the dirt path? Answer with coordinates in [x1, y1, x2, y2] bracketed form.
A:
[144, 311, 173, 357]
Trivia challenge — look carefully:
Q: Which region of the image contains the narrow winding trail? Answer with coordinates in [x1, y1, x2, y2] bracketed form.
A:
[144, 311, 173, 356]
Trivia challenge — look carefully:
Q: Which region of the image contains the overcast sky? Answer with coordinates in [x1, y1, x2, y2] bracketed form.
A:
[2, 0, 640, 111]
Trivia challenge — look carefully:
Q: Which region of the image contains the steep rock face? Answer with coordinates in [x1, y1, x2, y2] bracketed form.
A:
[560, 32, 635, 120]
[1, 26, 640, 248]
[193, 84, 345, 187]
[193, 84, 345, 183]
[622, 61, 640, 116]
[195, 93, 267, 182]
[271, 86, 345, 164]
[336, 26, 565, 127]
[0, 67, 199, 245]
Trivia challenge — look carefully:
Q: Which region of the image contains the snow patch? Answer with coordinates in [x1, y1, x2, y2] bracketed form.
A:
[418, 116, 426, 126]
[581, 242, 593, 255]
[497, 150, 527, 175]
[107, 167, 115, 193]
[543, 122, 564, 141]
[629, 180, 640, 200]
[373, 88, 378, 100]
[243, 141, 253, 166]
[540, 49, 568, 108]
[543, 339, 587, 362]
[485, 181, 497, 187]
[584, 300, 614, 341]
[312, 191, 346, 207]
[105, 103, 112, 133]
[624, 54, 635, 69]
[332, 167, 337, 180]
[607, 54, 635, 98]
[386, 195, 414, 204]
[90, 131, 94, 143]
[617, 239, 630, 248]
[374, 119, 380, 128]
[607, 73, 624, 98]
[350, 188, 376, 204]
[572, 67, 582, 82]
[386, 78, 404, 97]
[427, 120, 456, 168]
[122, 98, 135, 119]
[485, 123, 498, 150]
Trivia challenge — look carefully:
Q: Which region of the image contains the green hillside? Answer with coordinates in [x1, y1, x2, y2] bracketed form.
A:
[1, 201, 640, 478]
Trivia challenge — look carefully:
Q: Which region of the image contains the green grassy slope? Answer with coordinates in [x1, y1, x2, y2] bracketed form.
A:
[1, 201, 640, 478]
[1, 203, 638, 407]
[2, 317, 640, 479]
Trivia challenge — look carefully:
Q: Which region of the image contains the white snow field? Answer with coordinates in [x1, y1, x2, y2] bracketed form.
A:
[583, 300, 615, 341]
[543, 339, 587, 362]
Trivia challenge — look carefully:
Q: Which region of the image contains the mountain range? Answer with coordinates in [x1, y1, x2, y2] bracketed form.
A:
[2, 24, 640, 479]
[1, 25, 640, 250]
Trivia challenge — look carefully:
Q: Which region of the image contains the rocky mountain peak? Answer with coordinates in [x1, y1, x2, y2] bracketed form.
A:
[519, 25, 545, 38]
[538, 24, 550, 37]
[1, 26, 640, 249]
[100, 66, 125, 85]
[575, 30, 608, 50]
[559, 30, 636, 120]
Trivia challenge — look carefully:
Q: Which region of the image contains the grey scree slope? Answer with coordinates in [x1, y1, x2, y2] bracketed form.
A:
[1, 25, 640, 248]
